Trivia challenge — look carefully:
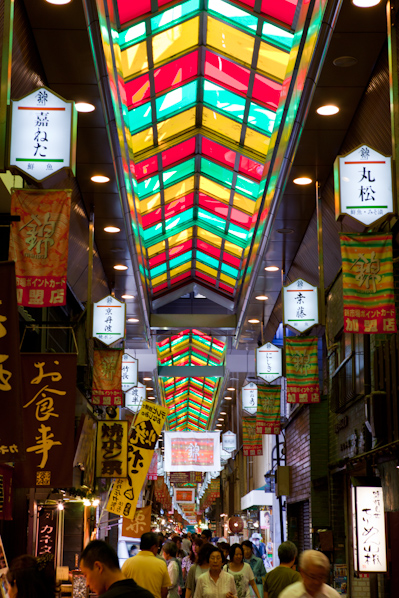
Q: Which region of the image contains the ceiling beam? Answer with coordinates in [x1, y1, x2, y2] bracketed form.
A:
[150, 313, 236, 329]
[158, 365, 225, 377]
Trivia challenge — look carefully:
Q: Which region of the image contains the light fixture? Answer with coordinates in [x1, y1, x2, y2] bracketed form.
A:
[220, 411, 227, 415]
[114, 264, 128, 271]
[146, 387, 153, 391]
[265, 266, 279, 272]
[104, 226, 120, 233]
[83, 498, 91, 507]
[143, 377, 152, 381]
[227, 387, 235, 391]
[91, 175, 110, 183]
[216, 423, 222, 426]
[127, 317, 139, 322]
[333, 56, 358, 68]
[256, 295, 268, 301]
[57, 502, 64, 511]
[121, 294, 134, 299]
[75, 102, 95, 113]
[248, 319, 260, 324]
[277, 228, 294, 234]
[92, 499, 100, 507]
[45, 0, 71, 4]
[293, 177, 312, 185]
[148, 396, 156, 400]
[352, 0, 380, 5]
[225, 396, 233, 400]
[316, 104, 339, 116]
[218, 418, 224, 421]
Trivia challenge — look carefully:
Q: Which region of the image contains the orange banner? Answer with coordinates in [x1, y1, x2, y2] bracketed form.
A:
[92, 349, 123, 406]
[122, 505, 151, 536]
[9, 189, 71, 307]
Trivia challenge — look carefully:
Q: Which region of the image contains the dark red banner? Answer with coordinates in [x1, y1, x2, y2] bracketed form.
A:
[14, 354, 77, 487]
[36, 506, 57, 556]
[0, 464, 13, 520]
[0, 261, 24, 461]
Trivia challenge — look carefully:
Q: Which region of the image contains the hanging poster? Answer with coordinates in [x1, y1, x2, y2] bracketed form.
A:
[0, 465, 13, 520]
[243, 418, 262, 456]
[92, 349, 123, 406]
[164, 431, 221, 472]
[122, 505, 151, 536]
[106, 402, 168, 519]
[9, 189, 71, 307]
[242, 382, 258, 415]
[96, 421, 128, 478]
[340, 233, 397, 334]
[256, 385, 281, 434]
[285, 337, 320, 404]
[14, 354, 77, 488]
[0, 261, 24, 461]
[174, 488, 195, 503]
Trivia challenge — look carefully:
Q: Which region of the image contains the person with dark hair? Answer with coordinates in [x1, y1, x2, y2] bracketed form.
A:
[200, 529, 212, 544]
[217, 541, 230, 565]
[263, 541, 301, 598]
[241, 541, 266, 597]
[172, 536, 187, 561]
[162, 542, 182, 598]
[223, 544, 260, 598]
[122, 533, 171, 598]
[182, 539, 203, 597]
[6, 554, 56, 598]
[80, 540, 154, 598]
[193, 547, 236, 598]
[185, 542, 214, 598]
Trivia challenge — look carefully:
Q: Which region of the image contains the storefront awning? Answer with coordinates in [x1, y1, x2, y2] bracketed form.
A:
[241, 490, 274, 510]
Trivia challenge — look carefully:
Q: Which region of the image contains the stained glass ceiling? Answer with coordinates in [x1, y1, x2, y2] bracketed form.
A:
[157, 330, 226, 430]
[109, 0, 298, 304]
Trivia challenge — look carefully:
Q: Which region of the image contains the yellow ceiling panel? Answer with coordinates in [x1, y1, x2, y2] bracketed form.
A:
[206, 16, 254, 67]
[157, 107, 196, 143]
[202, 106, 242, 143]
[170, 263, 192, 278]
[197, 227, 223, 248]
[196, 262, 218, 278]
[164, 176, 196, 203]
[153, 17, 200, 65]
[147, 239, 166, 257]
[169, 228, 194, 247]
[220, 272, 236, 286]
[139, 192, 161, 214]
[225, 240, 243, 257]
[121, 41, 148, 78]
[244, 127, 270, 157]
[152, 272, 168, 286]
[232, 192, 257, 215]
[199, 176, 231, 203]
[257, 42, 290, 81]
[132, 127, 154, 154]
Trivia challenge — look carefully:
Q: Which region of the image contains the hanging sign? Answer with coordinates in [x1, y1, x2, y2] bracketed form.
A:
[122, 505, 151, 535]
[9, 189, 72, 308]
[340, 233, 396, 334]
[121, 353, 138, 392]
[334, 144, 394, 226]
[93, 295, 126, 346]
[96, 420, 128, 478]
[125, 382, 146, 412]
[256, 342, 282, 384]
[243, 418, 262, 456]
[256, 385, 281, 435]
[9, 86, 77, 182]
[285, 337, 320, 404]
[92, 349, 123, 406]
[222, 430, 236, 453]
[220, 446, 230, 463]
[283, 278, 318, 333]
[36, 506, 57, 557]
[164, 431, 221, 472]
[352, 484, 387, 572]
[242, 382, 258, 415]
[174, 488, 195, 503]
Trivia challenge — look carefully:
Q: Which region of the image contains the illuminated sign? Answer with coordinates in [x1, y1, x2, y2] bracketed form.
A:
[352, 484, 386, 572]
[125, 382, 146, 413]
[222, 430, 236, 453]
[242, 382, 257, 415]
[256, 342, 282, 384]
[121, 352, 138, 392]
[334, 145, 394, 226]
[9, 86, 76, 182]
[164, 431, 221, 472]
[283, 278, 318, 333]
[93, 295, 126, 346]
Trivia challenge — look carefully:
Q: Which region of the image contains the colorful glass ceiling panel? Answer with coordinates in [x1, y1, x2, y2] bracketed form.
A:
[110, 0, 299, 304]
[157, 330, 226, 431]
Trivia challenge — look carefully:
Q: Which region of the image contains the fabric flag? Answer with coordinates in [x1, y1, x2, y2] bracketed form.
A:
[106, 402, 168, 520]
[286, 337, 320, 404]
[92, 349, 123, 406]
[9, 189, 71, 307]
[147, 452, 158, 480]
[122, 505, 151, 536]
[96, 421, 128, 478]
[243, 418, 262, 456]
[256, 385, 281, 434]
[0, 261, 25, 461]
[340, 233, 397, 334]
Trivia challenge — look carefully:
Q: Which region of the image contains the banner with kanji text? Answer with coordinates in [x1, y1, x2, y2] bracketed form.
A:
[256, 385, 281, 434]
[340, 233, 397, 334]
[9, 189, 71, 307]
[92, 349, 123, 406]
[122, 505, 151, 536]
[286, 337, 320, 404]
[96, 421, 128, 478]
[243, 418, 262, 456]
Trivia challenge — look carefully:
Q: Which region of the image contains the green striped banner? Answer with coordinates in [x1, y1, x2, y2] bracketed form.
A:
[286, 337, 320, 404]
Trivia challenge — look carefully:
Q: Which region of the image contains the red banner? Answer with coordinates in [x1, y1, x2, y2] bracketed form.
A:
[14, 354, 77, 488]
[0, 261, 25, 461]
[243, 418, 262, 456]
[92, 349, 123, 406]
[147, 452, 158, 480]
[0, 465, 13, 520]
[9, 189, 71, 307]
[286, 337, 320, 404]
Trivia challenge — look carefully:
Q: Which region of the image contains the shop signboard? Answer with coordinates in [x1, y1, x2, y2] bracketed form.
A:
[96, 420, 128, 478]
[121, 353, 138, 392]
[125, 382, 146, 413]
[352, 483, 386, 572]
[174, 488, 195, 503]
[334, 144, 394, 226]
[222, 430, 236, 453]
[93, 295, 126, 346]
[283, 278, 318, 333]
[256, 342, 282, 384]
[242, 382, 258, 415]
[164, 431, 221, 472]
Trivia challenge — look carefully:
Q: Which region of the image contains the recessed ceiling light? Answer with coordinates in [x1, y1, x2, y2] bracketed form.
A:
[148, 396, 156, 400]
[248, 319, 260, 324]
[265, 266, 280, 272]
[256, 295, 268, 301]
[146, 387, 153, 391]
[333, 56, 358, 68]
[121, 294, 134, 299]
[143, 377, 152, 381]
[45, 0, 71, 3]
[220, 411, 227, 415]
[127, 317, 139, 323]
[277, 228, 294, 234]
[114, 264, 128, 271]
[352, 0, 380, 5]
[75, 102, 95, 113]
[227, 387, 235, 391]
[293, 177, 312, 185]
[316, 105, 339, 116]
[216, 423, 222, 426]
[91, 175, 110, 183]
[225, 396, 233, 400]
[104, 226, 120, 233]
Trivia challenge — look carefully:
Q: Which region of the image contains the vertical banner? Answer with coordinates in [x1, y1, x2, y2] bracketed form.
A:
[243, 418, 262, 456]
[147, 452, 158, 480]
[9, 189, 72, 307]
[36, 506, 57, 556]
[286, 337, 320, 404]
[92, 349, 123, 406]
[14, 354, 77, 488]
[96, 421, 128, 478]
[256, 386, 281, 434]
[0, 465, 13, 520]
[106, 402, 168, 520]
[122, 505, 151, 537]
[0, 261, 24, 461]
[340, 233, 397, 334]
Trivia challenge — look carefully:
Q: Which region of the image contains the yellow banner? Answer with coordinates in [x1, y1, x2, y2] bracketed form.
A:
[106, 402, 168, 519]
[96, 421, 128, 478]
[122, 505, 151, 537]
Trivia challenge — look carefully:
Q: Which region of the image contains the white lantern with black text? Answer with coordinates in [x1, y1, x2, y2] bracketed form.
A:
[222, 430, 236, 453]
[242, 382, 257, 415]
[125, 382, 146, 412]
[352, 482, 386, 572]
[256, 342, 282, 384]
[121, 353, 138, 392]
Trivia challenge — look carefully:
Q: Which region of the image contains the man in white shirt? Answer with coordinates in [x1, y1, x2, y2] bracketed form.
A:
[279, 550, 340, 598]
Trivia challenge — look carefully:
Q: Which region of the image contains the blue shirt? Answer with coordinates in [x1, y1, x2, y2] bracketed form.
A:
[245, 555, 266, 584]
